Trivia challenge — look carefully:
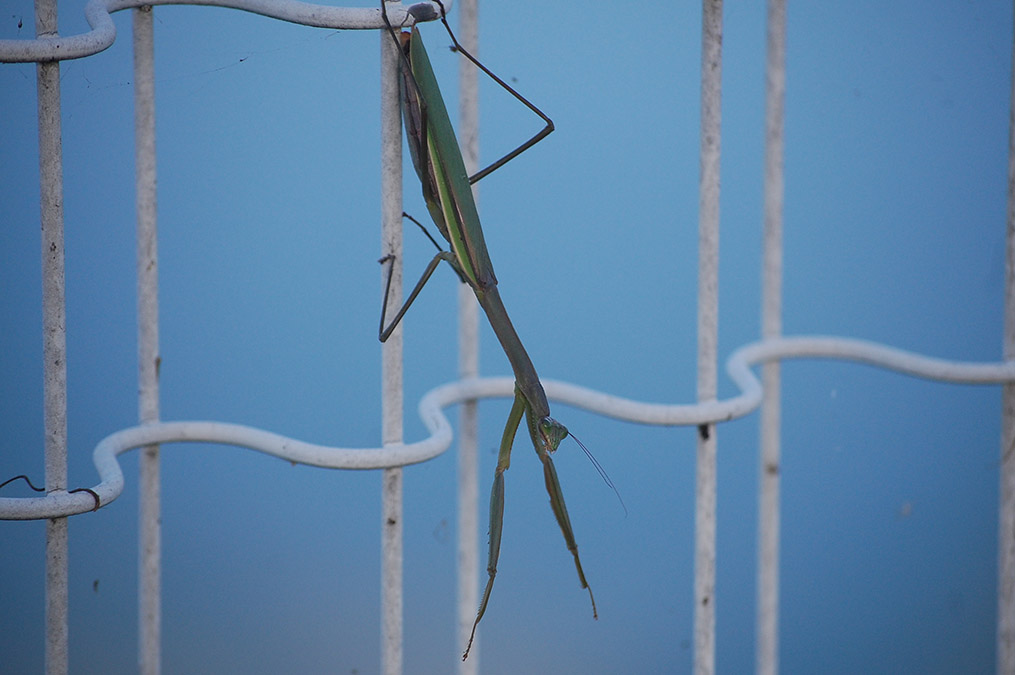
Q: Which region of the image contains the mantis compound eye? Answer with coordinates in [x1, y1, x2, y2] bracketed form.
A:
[539, 417, 568, 453]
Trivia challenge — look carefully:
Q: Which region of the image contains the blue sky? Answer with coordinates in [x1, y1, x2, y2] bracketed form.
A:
[1, 1, 1011, 672]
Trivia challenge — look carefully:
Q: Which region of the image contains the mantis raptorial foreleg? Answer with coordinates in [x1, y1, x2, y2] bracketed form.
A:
[528, 406, 597, 613]
[464, 388, 525, 658]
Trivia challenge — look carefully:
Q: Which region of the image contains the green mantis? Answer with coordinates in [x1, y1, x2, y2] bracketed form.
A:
[379, 2, 597, 660]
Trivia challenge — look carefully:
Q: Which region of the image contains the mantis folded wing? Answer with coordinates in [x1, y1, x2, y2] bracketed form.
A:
[378, 5, 596, 660]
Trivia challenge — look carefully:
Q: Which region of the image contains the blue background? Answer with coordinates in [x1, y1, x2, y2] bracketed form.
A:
[1, 1, 1011, 672]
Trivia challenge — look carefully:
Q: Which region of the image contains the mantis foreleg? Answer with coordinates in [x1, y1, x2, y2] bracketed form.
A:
[463, 388, 526, 660]
[526, 404, 597, 617]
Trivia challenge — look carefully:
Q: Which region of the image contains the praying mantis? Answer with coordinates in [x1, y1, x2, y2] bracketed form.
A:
[378, 1, 602, 660]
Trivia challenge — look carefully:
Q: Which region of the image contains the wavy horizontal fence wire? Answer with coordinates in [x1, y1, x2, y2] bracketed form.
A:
[2, 1, 1013, 673]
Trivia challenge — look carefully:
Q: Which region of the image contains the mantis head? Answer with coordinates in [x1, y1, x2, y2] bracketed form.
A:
[538, 417, 569, 455]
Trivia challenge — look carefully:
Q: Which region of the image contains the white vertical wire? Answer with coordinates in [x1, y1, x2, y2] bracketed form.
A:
[999, 3, 1015, 672]
[456, 0, 481, 671]
[380, 6, 404, 672]
[757, 1, 785, 674]
[132, 7, 161, 675]
[35, 0, 69, 672]
[695, 1, 722, 673]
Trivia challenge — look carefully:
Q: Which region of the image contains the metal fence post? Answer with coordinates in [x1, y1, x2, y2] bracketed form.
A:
[35, 0, 70, 672]
[456, 0, 481, 671]
[132, 6, 162, 674]
[999, 7, 1015, 673]
[695, 1, 722, 673]
[757, 1, 786, 673]
[380, 5, 405, 672]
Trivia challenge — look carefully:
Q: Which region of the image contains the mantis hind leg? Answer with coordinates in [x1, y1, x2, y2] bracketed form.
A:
[463, 389, 526, 661]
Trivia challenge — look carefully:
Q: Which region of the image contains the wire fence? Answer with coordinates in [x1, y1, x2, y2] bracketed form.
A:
[2, 1, 1013, 673]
